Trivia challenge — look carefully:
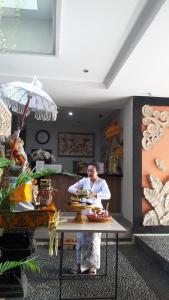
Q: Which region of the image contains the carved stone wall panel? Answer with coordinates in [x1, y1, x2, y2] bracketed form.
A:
[142, 105, 169, 150]
[133, 96, 169, 233]
[143, 175, 169, 226]
[155, 158, 166, 171]
[0, 99, 11, 137]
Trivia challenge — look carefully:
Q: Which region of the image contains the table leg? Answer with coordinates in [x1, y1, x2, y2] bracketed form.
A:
[58, 231, 119, 300]
[59, 232, 64, 300]
[105, 233, 108, 275]
[114, 233, 119, 299]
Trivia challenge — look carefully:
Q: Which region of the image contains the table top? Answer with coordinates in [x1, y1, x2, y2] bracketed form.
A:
[56, 217, 127, 233]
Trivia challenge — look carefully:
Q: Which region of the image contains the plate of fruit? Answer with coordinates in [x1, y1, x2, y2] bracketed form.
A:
[87, 211, 111, 222]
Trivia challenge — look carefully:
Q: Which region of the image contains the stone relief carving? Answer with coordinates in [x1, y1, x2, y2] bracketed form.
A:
[0, 99, 11, 137]
[142, 105, 169, 150]
[155, 158, 166, 171]
[143, 175, 169, 226]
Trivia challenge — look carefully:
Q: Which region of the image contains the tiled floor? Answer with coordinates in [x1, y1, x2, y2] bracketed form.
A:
[20, 243, 168, 300]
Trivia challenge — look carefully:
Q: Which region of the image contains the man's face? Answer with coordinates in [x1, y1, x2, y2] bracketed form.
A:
[87, 165, 97, 181]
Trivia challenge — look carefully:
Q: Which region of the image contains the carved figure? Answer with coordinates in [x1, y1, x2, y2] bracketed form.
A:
[143, 175, 169, 226]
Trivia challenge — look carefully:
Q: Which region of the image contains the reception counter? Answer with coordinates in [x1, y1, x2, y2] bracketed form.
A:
[50, 174, 122, 213]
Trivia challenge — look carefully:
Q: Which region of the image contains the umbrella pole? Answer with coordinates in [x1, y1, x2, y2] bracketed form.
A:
[10, 94, 32, 159]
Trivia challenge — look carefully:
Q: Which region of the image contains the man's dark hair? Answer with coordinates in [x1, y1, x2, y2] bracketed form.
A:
[87, 162, 99, 172]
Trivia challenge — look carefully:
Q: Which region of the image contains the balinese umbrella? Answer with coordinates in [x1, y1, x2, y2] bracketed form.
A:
[0, 76, 58, 156]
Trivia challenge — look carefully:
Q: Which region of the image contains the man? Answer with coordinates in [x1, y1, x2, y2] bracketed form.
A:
[68, 163, 111, 275]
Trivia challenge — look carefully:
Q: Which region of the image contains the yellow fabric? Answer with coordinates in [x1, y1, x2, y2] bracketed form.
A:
[10, 183, 32, 202]
[0, 202, 56, 229]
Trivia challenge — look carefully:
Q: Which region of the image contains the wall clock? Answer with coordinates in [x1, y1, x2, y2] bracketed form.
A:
[35, 130, 50, 144]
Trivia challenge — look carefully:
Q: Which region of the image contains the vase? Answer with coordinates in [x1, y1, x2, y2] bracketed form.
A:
[108, 155, 118, 174]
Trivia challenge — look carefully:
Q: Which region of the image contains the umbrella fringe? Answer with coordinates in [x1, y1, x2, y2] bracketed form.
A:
[34, 111, 57, 122]
[2, 98, 57, 121]
[3, 98, 29, 116]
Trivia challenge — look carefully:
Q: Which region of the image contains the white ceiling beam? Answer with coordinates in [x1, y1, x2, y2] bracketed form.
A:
[104, 0, 166, 88]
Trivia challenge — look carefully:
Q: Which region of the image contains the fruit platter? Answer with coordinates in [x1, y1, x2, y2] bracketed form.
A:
[87, 211, 111, 223]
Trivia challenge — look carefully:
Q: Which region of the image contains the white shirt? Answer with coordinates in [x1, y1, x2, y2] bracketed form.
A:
[68, 177, 111, 209]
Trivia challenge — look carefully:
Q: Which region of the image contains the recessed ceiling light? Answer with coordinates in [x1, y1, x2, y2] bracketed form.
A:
[83, 69, 89, 73]
[68, 111, 73, 116]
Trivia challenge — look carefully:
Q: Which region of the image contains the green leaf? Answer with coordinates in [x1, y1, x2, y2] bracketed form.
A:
[30, 168, 58, 179]
[0, 164, 80, 209]
[0, 257, 40, 276]
[0, 157, 13, 168]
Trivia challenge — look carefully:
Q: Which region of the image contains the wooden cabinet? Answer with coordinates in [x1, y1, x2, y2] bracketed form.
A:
[99, 174, 121, 212]
[50, 174, 122, 213]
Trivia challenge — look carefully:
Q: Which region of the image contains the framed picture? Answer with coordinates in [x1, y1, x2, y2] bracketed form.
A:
[58, 132, 95, 157]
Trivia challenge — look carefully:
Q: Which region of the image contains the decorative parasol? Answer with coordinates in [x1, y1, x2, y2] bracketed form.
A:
[0, 76, 58, 156]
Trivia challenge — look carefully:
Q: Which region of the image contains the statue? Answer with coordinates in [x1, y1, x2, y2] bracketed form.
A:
[0, 132, 33, 210]
[2, 132, 28, 176]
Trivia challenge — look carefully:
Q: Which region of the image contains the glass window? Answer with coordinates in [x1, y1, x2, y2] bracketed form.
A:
[0, 0, 59, 55]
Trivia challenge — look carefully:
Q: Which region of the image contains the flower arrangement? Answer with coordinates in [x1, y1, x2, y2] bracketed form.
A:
[114, 146, 123, 158]
[30, 149, 56, 163]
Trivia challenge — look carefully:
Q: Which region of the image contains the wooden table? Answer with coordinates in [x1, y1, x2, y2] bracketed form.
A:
[56, 217, 126, 300]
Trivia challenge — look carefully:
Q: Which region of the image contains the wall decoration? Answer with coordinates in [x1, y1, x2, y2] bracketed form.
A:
[141, 104, 169, 229]
[143, 175, 169, 226]
[155, 158, 166, 171]
[0, 99, 11, 137]
[133, 97, 169, 233]
[58, 132, 95, 157]
[142, 105, 169, 150]
[104, 122, 123, 174]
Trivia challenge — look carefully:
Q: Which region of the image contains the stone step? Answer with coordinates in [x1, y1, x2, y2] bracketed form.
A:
[120, 241, 169, 300]
[134, 235, 169, 275]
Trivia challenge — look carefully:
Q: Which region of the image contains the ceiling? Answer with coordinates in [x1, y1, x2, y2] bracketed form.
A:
[26, 106, 119, 126]
[0, 0, 168, 108]
[55, 107, 119, 126]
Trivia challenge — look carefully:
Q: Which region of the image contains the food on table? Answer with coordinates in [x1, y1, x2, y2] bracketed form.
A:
[93, 207, 102, 213]
[70, 196, 81, 202]
[68, 201, 81, 206]
[78, 189, 90, 197]
[87, 211, 110, 222]
[74, 211, 84, 223]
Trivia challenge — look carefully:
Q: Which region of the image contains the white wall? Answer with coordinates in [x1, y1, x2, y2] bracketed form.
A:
[26, 118, 101, 172]
[121, 98, 133, 223]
